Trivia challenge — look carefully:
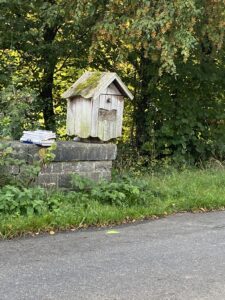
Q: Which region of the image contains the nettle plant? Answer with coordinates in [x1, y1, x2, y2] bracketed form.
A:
[70, 174, 151, 207]
[0, 185, 60, 216]
[0, 143, 60, 217]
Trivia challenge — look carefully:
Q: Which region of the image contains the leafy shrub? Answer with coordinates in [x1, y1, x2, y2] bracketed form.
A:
[0, 85, 39, 140]
[0, 143, 14, 186]
[0, 185, 61, 216]
[70, 174, 95, 191]
[70, 174, 153, 207]
[114, 144, 150, 174]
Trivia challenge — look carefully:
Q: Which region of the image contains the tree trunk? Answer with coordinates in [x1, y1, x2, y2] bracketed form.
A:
[134, 54, 152, 147]
[40, 66, 56, 131]
[39, 23, 58, 131]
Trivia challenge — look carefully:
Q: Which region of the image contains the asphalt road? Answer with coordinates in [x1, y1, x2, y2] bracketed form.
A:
[1, 212, 225, 300]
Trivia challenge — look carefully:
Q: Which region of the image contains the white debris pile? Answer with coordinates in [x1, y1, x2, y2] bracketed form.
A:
[20, 130, 56, 146]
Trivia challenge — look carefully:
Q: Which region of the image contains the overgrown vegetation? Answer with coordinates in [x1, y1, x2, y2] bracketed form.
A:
[0, 185, 60, 216]
[1, 168, 225, 239]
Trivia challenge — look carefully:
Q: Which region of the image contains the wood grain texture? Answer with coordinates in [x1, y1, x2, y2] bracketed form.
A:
[67, 97, 92, 138]
[66, 82, 125, 141]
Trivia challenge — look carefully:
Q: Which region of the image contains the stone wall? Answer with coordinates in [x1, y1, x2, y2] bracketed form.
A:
[5, 141, 117, 188]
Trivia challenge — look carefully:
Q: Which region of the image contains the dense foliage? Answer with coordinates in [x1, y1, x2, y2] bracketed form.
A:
[1, 0, 225, 163]
[0, 185, 60, 216]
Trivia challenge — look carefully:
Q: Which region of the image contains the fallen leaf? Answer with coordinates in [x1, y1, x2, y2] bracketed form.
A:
[106, 230, 120, 235]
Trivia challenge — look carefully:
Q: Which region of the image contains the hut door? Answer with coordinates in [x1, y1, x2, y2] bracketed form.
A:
[97, 95, 118, 141]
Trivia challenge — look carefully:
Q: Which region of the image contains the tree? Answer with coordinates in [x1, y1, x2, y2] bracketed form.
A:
[0, 0, 109, 130]
[91, 0, 225, 158]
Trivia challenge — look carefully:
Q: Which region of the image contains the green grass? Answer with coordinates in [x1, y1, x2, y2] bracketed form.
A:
[1, 168, 225, 239]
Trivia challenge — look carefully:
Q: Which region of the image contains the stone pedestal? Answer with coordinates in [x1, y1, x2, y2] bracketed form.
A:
[5, 141, 117, 188]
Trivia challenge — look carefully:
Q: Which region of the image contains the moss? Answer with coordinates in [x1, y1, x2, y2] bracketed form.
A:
[75, 72, 102, 96]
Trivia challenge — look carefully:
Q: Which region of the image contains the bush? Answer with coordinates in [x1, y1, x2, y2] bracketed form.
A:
[70, 174, 153, 207]
[0, 85, 39, 140]
[0, 185, 61, 216]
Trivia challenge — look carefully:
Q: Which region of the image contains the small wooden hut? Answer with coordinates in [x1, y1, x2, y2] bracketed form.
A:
[62, 71, 133, 141]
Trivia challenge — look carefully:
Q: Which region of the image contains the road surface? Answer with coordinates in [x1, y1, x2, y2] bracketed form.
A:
[1, 212, 225, 299]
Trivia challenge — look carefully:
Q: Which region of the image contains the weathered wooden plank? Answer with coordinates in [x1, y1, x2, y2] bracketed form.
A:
[67, 97, 92, 138]
[91, 97, 99, 137]
[66, 100, 75, 135]
[116, 96, 124, 137]
[106, 83, 122, 95]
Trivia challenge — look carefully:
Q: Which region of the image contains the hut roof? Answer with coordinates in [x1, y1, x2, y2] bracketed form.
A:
[62, 71, 134, 100]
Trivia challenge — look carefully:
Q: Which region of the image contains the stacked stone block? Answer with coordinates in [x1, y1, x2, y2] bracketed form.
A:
[4, 141, 117, 188]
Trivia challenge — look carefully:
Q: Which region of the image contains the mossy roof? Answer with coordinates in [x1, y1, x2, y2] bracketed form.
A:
[62, 71, 133, 100]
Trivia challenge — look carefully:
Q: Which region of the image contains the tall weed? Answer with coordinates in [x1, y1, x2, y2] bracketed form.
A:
[0, 185, 61, 216]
